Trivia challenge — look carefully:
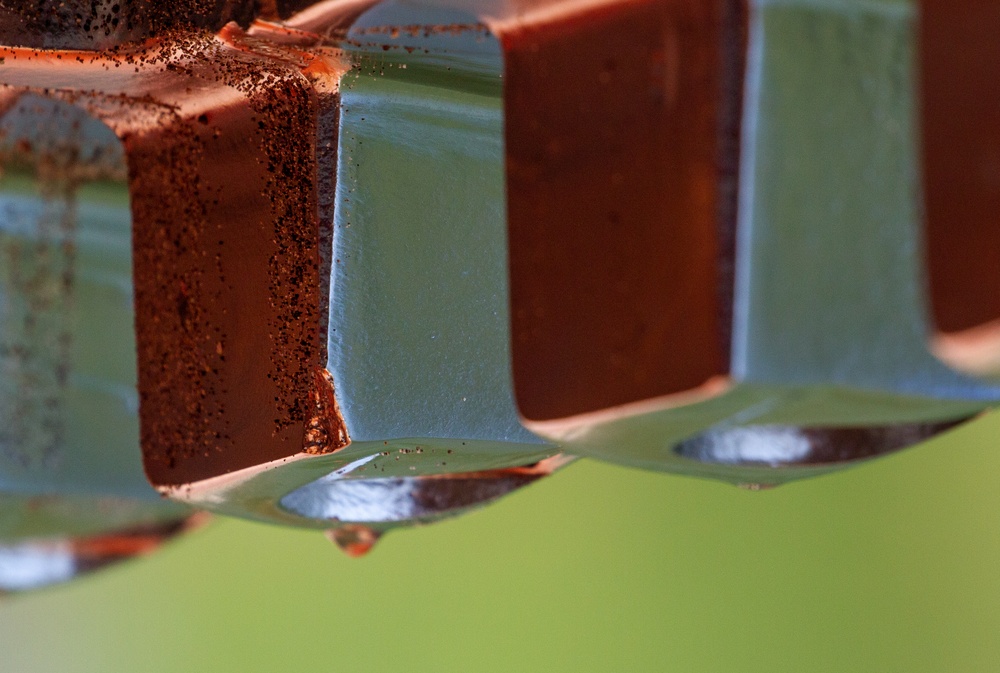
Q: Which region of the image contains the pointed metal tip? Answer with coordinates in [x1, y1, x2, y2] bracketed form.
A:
[325, 525, 381, 558]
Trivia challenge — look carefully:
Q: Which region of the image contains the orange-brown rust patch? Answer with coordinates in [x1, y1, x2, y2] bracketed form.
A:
[70, 512, 209, 559]
[303, 368, 350, 455]
[0, 28, 348, 485]
[125, 34, 328, 486]
[0, 0, 260, 50]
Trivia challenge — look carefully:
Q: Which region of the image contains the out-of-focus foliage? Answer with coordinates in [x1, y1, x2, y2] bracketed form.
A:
[1, 412, 999, 672]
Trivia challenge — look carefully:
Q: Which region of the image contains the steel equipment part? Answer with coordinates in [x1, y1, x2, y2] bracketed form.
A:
[0, 0, 571, 583]
[504, 0, 1000, 486]
[0, 0, 997, 587]
[0, 93, 202, 590]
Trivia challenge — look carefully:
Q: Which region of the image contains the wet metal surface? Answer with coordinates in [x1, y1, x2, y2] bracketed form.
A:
[0, 0, 998, 588]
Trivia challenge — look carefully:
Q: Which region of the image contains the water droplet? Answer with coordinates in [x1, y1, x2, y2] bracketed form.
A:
[326, 525, 381, 558]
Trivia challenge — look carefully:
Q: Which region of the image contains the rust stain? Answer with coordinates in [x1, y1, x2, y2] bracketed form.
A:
[303, 368, 350, 455]
[0, 20, 352, 486]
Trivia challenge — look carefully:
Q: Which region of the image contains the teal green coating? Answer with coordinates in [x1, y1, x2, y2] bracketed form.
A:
[329, 17, 544, 452]
[734, 0, 956, 394]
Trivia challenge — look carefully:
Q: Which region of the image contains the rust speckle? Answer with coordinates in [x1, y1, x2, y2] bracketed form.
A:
[303, 368, 350, 455]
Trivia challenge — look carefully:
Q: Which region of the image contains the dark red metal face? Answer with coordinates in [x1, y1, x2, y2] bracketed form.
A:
[921, 1, 1000, 338]
[505, 0, 744, 422]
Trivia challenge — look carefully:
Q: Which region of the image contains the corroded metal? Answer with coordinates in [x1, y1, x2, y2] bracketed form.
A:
[505, 0, 1000, 486]
[0, 0, 997, 586]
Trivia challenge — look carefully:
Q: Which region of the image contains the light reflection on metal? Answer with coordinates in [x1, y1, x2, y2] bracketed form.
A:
[676, 420, 969, 469]
[281, 456, 570, 525]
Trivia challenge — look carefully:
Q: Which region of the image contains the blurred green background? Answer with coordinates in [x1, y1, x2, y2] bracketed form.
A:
[1, 411, 999, 672]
